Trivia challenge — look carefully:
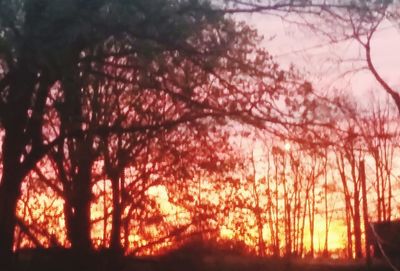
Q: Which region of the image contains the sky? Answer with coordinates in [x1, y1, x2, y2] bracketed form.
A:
[227, 11, 400, 254]
[239, 12, 400, 105]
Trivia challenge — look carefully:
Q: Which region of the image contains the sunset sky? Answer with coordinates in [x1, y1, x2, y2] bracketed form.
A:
[3, 1, 400, 263]
[244, 13, 400, 101]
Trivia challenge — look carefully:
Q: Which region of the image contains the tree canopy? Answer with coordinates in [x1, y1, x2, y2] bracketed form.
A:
[0, 0, 314, 266]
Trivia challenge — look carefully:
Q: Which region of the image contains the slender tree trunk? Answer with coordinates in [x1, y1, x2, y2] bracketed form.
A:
[110, 174, 122, 252]
[388, 175, 392, 221]
[300, 197, 307, 257]
[380, 166, 386, 221]
[250, 155, 265, 257]
[324, 170, 329, 256]
[345, 208, 353, 258]
[353, 191, 362, 259]
[274, 165, 280, 257]
[256, 212, 265, 256]
[103, 179, 108, 246]
[124, 219, 130, 251]
[266, 176, 276, 256]
[353, 165, 362, 259]
[374, 159, 382, 222]
[337, 153, 354, 259]
[283, 179, 291, 256]
[360, 161, 371, 266]
[308, 179, 315, 258]
[292, 170, 299, 256]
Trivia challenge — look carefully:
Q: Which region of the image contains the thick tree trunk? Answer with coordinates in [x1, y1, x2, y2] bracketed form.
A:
[64, 162, 92, 252]
[58, 62, 94, 251]
[0, 175, 21, 262]
[0, 67, 37, 264]
[70, 157, 93, 251]
[63, 198, 74, 246]
[61, 140, 94, 252]
[0, 143, 23, 260]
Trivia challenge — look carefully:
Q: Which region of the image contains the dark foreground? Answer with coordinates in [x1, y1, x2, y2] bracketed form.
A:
[5, 248, 394, 271]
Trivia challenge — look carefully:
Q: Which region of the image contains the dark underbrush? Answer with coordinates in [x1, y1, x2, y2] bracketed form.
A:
[8, 247, 393, 271]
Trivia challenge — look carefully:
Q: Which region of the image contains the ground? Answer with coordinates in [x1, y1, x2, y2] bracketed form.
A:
[9, 248, 394, 271]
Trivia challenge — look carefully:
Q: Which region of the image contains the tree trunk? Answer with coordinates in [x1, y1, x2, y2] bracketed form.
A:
[63, 198, 74, 247]
[110, 174, 122, 252]
[62, 141, 94, 252]
[256, 212, 265, 257]
[353, 167, 362, 259]
[103, 179, 108, 246]
[0, 142, 23, 260]
[300, 197, 307, 257]
[337, 153, 354, 259]
[345, 208, 353, 258]
[353, 189, 362, 259]
[70, 156, 93, 251]
[0, 175, 21, 263]
[324, 169, 329, 256]
[250, 155, 265, 257]
[274, 167, 280, 257]
[360, 160, 371, 267]
[388, 175, 392, 221]
[266, 174, 276, 257]
[0, 67, 37, 262]
[375, 161, 382, 222]
[308, 180, 315, 258]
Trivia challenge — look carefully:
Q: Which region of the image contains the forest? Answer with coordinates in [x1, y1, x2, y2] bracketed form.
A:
[0, 0, 400, 270]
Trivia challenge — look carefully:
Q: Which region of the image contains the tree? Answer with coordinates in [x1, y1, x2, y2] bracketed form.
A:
[0, 0, 219, 259]
[1, 0, 314, 263]
[224, 1, 400, 112]
[358, 98, 398, 222]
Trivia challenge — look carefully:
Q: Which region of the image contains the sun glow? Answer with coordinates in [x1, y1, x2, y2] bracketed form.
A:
[15, 153, 400, 257]
[15, 180, 352, 256]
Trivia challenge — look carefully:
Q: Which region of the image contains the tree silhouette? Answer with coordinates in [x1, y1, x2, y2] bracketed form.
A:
[0, 0, 311, 264]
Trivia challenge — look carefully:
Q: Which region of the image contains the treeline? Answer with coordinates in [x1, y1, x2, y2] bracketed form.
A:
[1, 0, 399, 264]
[231, 96, 399, 258]
[12, 92, 400, 259]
